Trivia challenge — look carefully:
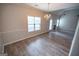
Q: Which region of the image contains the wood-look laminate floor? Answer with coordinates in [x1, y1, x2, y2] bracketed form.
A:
[4, 31, 73, 56]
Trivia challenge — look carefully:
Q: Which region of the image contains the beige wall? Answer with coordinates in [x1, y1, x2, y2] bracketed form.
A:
[1, 4, 48, 45]
[0, 9, 1, 32]
[0, 5, 3, 54]
[0, 6, 2, 53]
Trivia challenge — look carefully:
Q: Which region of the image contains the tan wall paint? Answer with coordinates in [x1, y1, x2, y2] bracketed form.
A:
[0, 9, 1, 32]
[0, 5, 3, 54]
[0, 6, 2, 53]
[1, 4, 49, 45]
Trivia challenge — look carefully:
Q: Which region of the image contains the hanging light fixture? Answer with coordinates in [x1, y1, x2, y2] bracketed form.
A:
[44, 3, 51, 19]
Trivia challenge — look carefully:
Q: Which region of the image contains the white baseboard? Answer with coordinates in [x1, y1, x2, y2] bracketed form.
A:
[4, 31, 48, 46]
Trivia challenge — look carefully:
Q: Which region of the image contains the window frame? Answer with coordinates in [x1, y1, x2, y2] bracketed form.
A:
[28, 16, 41, 32]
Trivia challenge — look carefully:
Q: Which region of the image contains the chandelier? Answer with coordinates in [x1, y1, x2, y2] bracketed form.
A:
[44, 3, 51, 19]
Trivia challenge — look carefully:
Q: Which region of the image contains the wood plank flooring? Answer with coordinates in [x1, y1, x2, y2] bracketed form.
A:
[4, 31, 72, 56]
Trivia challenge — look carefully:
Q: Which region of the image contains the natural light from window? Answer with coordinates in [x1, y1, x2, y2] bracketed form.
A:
[28, 16, 41, 32]
[57, 19, 60, 27]
[49, 19, 52, 30]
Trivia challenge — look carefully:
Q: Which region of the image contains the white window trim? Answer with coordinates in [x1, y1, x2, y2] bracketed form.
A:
[28, 16, 41, 32]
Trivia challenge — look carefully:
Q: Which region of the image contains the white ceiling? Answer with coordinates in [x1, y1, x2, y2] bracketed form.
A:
[27, 3, 79, 12]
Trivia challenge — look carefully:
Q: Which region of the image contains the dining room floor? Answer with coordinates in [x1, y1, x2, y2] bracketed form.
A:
[4, 31, 73, 56]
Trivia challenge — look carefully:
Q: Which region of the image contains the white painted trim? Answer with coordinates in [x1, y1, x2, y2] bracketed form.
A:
[4, 31, 48, 46]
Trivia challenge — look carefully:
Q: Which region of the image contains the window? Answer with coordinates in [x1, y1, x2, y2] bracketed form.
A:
[28, 16, 41, 32]
[56, 19, 60, 27]
[49, 19, 53, 30]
